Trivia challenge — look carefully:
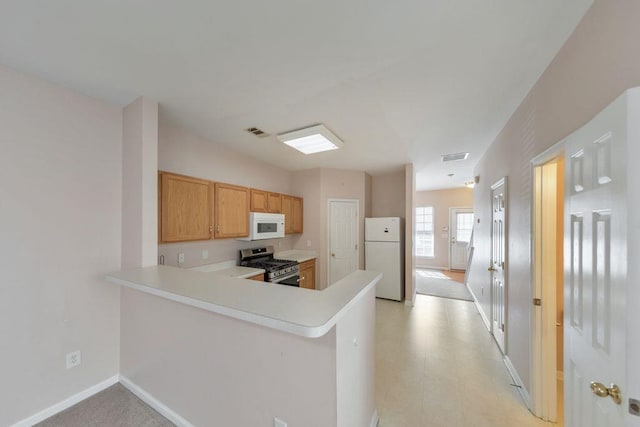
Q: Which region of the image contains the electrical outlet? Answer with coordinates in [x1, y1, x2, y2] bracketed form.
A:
[178, 253, 185, 264]
[201, 250, 209, 260]
[273, 417, 287, 427]
[306, 240, 311, 247]
[66, 350, 81, 369]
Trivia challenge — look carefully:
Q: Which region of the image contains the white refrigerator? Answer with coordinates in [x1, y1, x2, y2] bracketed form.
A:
[365, 217, 404, 301]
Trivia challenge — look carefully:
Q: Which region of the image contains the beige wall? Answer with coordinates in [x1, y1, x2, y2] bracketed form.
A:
[404, 164, 416, 302]
[468, 0, 640, 394]
[120, 288, 338, 426]
[122, 97, 158, 270]
[291, 168, 322, 285]
[292, 168, 369, 289]
[0, 64, 122, 425]
[371, 169, 406, 218]
[320, 168, 368, 288]
[415, 188, 473, 269]
[157, 121, 297, 268]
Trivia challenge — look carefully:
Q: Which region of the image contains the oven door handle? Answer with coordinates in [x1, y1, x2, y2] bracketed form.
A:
[272, 272, 299, 284]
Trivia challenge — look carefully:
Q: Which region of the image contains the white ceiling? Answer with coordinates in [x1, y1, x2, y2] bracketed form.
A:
[0, 0, 592, 190]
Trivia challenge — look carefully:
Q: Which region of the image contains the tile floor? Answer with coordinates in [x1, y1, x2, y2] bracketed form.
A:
[375, 294, 554, 427]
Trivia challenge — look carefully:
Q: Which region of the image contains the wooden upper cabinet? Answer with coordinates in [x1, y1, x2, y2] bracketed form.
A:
[251, 189, 282, 213]
[267, 193, 282, 213]
[250, 189, 268, 212]
[215, 183, 250, 238]
[282, 194, 303, 234]
[160, 172, 213, 242]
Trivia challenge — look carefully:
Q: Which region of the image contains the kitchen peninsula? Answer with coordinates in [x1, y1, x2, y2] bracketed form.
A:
[106, 266, 381, 427]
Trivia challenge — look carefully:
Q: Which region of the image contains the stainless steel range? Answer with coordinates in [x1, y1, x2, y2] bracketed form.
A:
[239, 246, 299, 286]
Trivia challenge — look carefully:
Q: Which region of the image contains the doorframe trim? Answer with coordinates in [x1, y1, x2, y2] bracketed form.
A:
[529, 139, 566, 420]
[448, 206, 474, 271]
[326, 199, 360, 287]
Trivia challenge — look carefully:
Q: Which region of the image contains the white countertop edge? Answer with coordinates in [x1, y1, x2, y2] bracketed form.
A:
[106, 272, 381, 338]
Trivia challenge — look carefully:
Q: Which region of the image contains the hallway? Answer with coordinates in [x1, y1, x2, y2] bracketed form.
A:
[375, 295, 551, 427]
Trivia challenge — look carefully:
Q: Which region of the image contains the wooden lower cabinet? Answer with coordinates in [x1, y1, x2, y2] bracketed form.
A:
[299, 258, 316, 290]
[247, 273, 264, 282]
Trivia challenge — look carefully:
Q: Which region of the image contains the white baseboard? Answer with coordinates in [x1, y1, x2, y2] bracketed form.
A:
[11, 375, 119, 427]
[370, 409, 379, 427]
[119, 375, 194, 427]
[466, 284, 491, 331]
[504, 356, 532, 410]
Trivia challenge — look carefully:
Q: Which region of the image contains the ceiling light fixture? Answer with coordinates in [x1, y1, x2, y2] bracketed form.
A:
[277, 124, 343, 155]
[441, 152, 470, 162]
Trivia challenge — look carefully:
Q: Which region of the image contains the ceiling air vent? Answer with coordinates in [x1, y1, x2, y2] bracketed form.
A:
[245, 127, 270, 138]
[441, 152, 470, 162]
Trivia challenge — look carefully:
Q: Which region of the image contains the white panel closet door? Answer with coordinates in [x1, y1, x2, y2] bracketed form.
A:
[564, 92, 628, 427]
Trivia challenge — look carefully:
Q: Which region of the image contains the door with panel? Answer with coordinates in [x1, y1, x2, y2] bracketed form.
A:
[490, 178, 506, 354]
[564, 92, 630, 427]
[328, 200, 358, 286]
[450, 208, 474, 270]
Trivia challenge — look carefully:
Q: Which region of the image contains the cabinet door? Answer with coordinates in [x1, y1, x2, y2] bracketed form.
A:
[292, 197, 303, 233]
[250, 189, 268, 212]
[160, 173, 212, 242]
[282, 195, 294, 234]
[299, 259, 315, 289]
[215, 183, 250, 238]
[267, 193, 282, 213]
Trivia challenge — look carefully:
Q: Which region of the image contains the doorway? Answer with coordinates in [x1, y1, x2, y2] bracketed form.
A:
[532, 154, 565, 424]
[327, 199, 359, 285]
[449, 207, 474, 271]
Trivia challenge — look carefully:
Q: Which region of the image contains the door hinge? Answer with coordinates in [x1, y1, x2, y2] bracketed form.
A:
[533, 298, 542, 306]
[355, 244, 358, 250]
[501, 323, 505, 332]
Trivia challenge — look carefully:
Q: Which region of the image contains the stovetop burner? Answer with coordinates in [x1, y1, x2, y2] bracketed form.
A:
[239, 246, 299, 282]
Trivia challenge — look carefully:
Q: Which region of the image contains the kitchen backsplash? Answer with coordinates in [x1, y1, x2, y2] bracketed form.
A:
[158, 235, 297, 268]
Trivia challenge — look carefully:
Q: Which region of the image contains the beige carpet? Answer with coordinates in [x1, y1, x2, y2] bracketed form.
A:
[35, 383, 174, 427]
[415, 269, 473, 301]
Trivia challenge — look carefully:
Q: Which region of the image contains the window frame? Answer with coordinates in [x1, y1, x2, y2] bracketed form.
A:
[415, 206, 435, 258]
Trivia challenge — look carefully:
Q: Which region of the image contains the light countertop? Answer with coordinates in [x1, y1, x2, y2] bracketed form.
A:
[188, 260, 264, 279]
[106, 266, 380, 338]
[274, 250, 317, 263]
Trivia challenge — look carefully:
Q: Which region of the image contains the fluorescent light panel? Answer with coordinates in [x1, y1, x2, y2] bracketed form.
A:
[277, 124, 343, 155]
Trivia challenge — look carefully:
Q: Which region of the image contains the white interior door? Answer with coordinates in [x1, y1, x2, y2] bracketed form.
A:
[564, 92, 627, 427]
[490, 178, 506, 354]
[328, 200, 358, 285]
[450, 208, 473, 270]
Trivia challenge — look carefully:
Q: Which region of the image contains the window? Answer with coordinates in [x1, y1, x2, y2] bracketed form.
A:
[456, 212, 474, 243]
[415, 206, 434, 257]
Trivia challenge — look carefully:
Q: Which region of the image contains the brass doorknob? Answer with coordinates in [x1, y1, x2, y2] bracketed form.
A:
[488, 266, 497, 272]
[590, 382, 622, 405]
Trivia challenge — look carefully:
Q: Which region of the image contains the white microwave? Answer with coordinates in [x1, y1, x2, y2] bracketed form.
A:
[238, 212, 285, 241]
